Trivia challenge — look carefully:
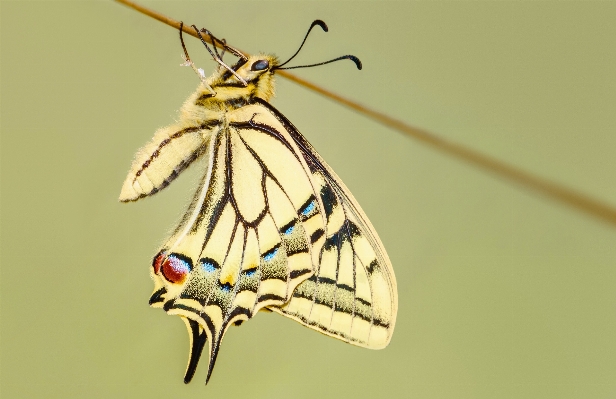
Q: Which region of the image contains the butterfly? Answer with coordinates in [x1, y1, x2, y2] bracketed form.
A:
[119, 20, 398, 384]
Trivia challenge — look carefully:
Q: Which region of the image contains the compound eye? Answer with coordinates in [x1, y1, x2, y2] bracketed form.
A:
[251, 59, 269, 71]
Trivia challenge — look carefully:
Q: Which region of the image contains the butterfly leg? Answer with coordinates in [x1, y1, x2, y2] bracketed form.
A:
[199, 29, 226, 62]
[192, 25, 248, 86]
[200, 28, 247, 63]
[178, 22, 217, 95]
[218, 38, 227, 60]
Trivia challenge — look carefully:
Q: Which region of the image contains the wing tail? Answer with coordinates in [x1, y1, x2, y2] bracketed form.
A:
[182, 317, 207, 384]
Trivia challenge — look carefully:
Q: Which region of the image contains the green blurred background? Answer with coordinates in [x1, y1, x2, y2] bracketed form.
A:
[2, 1, 616, 398]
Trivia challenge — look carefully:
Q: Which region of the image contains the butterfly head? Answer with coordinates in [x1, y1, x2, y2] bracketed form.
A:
[209, 54, 279, 102]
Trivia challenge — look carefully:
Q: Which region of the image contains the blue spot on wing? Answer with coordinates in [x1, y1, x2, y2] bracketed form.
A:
[284, 225, 295, 235]
[301, 201, 315, 216]
[202, 261, 216, 273]
[245, 269, 256, 277]
[263, 247, 278, 262]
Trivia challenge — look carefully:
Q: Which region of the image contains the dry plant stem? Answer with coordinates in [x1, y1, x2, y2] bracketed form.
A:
[116, 0, 231, 52]
[115, 0, 616, 227]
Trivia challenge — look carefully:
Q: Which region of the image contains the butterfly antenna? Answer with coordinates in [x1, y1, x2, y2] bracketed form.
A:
[276, 19, 329, 69]
[275, 54, 362, 71]
[193, 25, 248, 86]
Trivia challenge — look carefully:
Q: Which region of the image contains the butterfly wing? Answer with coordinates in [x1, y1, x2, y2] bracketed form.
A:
[134, 99, 396, 383]
[119, 120, 219, 202]
[148, 103, 327, 383]
[254, 99, 398, 350]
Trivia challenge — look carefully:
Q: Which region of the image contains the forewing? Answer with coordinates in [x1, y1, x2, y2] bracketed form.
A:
[119, 121, 218, 202]
[149, 106, 325, 383]
[255, 99, 398, 350]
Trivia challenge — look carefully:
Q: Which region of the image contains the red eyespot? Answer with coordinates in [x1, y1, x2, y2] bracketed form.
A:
[161, 254, 192, 284]
[152, 252, 166, 274]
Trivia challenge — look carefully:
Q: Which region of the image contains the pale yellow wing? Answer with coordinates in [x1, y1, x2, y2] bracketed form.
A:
[254, 99, 398, 350]
[119, 120, 219, 202]
[148, 103, 326, 383]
